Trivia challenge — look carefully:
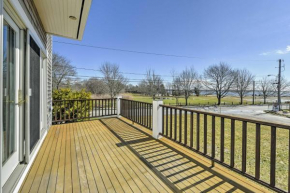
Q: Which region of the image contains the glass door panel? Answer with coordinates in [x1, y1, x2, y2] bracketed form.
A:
[2, 21, 16, 164]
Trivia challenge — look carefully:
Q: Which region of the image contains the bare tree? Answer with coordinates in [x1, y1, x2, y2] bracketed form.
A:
[171, 70, 182, 104]
[144, 69, 163, 99]
[179, 67, 198, 105]
[52, 53, 76, 90]
[84, 78, 107, 95]
[259, 76, 274, 104]
[203, 62, 236, 105]
[279, 76, 290, 97]
[138, 80, 148, 95]
[234, 69, 254, 104]
[194, 76, 203, 96]
[100, 63, 127, 98]
[165, 82, 172, 96]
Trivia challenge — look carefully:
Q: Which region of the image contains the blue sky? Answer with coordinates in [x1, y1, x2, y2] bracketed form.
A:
[54, 0, 290, 84]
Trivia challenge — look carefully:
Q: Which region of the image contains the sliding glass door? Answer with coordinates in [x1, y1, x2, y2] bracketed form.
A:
[2, 13, 20, 186]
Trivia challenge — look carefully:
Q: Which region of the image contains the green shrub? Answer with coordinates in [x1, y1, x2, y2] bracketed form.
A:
[52, 89, 92, 123]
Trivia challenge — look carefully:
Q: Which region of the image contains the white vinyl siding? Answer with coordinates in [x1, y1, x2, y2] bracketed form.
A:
[46, 34, 52, 128]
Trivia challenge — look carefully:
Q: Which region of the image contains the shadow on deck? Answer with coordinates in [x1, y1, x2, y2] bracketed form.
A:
[20, 117, 268, 193]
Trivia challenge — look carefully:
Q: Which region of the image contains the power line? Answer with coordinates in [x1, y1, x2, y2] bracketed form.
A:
[54, 41, 204, 59]
[72, 66, 266, 79]
[72, 67, 173, 77]
[57, 74, 268, 85]
[54, 41, 276, 62]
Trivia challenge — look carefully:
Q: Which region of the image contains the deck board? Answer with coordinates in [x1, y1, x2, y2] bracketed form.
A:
[20, 118, 269, 193]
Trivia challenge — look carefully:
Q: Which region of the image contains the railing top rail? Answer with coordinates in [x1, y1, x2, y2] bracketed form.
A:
[160, 104, 290, 130]
[121, 98, 153, 105]
[53, 98, 116, 102]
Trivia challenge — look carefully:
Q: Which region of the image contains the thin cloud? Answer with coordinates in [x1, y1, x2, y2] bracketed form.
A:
[259, 52, 270, 56]
[260, 45, 290, 56]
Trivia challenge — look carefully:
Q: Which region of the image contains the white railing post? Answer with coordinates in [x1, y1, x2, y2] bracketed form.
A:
[152, 100, 163, 139]
[117, 96, 122, 118]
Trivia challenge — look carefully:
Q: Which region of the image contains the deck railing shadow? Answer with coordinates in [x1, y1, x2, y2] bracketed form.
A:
[101, 118, 257, 193]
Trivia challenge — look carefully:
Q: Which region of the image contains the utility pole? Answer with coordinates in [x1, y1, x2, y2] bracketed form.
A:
[277, 59, 282, 111]
[252, 81, 255, 105]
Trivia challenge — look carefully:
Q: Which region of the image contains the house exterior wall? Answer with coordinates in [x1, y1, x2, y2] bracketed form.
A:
[46, 34, 52, 129]
[0, 0, 52, 192]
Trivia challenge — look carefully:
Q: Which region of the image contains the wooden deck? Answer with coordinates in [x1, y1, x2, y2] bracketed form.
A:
[20, 118, 270, 193]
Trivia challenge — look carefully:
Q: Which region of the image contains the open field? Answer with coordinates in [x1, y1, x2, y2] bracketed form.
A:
[121, 93, 290, 106]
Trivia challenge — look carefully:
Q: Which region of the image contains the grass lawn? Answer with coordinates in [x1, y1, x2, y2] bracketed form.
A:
[122, 93, 263, 105]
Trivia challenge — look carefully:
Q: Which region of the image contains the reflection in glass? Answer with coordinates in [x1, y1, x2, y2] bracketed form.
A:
[2, 22, 16, 164]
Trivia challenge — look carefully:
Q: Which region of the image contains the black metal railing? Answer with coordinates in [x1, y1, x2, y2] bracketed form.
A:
[52, 98, 117, 123]
[120, 99, 153, 129]
[160, 104, 290, 193]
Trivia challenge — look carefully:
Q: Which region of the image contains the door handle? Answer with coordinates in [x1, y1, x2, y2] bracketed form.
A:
[4, 100, 14, 103]
[15, 99, 25, 106]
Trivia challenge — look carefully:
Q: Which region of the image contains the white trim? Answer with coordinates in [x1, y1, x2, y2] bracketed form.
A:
[26, 31, 48, 162]
[12, 130, 48, 193]
[8, 0, 46, 53]
[42, 58, 47, 133]
[24, 29, 30, 164]
[0, 0, 4, 192]
[18, 29, 25, 162]
[1, 10, 21, 187]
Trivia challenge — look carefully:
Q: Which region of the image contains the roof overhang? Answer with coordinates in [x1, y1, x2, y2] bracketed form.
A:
[33, 0, 92, 40]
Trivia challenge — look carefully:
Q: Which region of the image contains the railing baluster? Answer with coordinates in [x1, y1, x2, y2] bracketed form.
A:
[220, 117, 225, 162]
[130, 100, 132, 120]
[111, 98, 113, 115]
[134, 101, 136, 123]
[98, 99, 100, 117]
[270, 126, 276, 187]
[141, 103, 143, 125]
[230, 119, 235, 168]
[137, 102, 139, 123]
[179, 109, 182, 143]
[77, 100, 79, 120]
[174, 108, 177, 141]
[150, 104, 152, 129]
[242, 121, 247, 173]
[166, 107, 169, 136]
[184, 110, 188, 145]
[142, 103, 145, 126]
[62, 101, 65, 121]
[68, 101, 71, 120]
[162, 106, 164, 135]
[139, 102, 141, 124]
[197, 113, 200, 151]
[105, 99, 107, 116]
[255, 123, 261, 179]
[212, 115, 215, 159]
[204, 114, 207, 155]
[146, 103, 148, 127]
[102, 99, 104, 116]
[190, 112, 193, 148]
[73, 101, 75, 120]
[170, 108, 173, 138]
